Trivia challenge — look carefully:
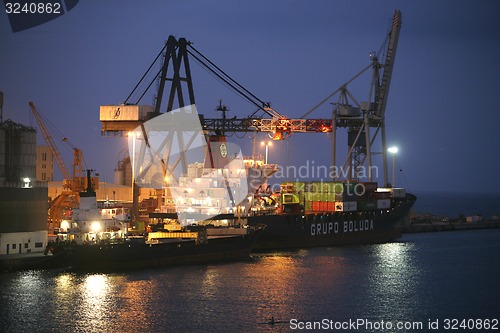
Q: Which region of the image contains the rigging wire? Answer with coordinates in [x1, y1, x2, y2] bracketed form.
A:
[187, 49, 264, 112]
[124, 43, 168, 104]
[136, 63, 166, 105]
[188, 45, 268, 108]
[189, 53, 256, 109]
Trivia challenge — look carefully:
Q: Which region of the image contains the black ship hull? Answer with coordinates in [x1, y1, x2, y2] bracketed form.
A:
[50, 227, 264, 272]
[247, 194, 416, 250]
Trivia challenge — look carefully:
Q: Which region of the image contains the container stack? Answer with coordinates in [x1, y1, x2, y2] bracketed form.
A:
[280, 181, 398, 213]
[281, 181, 361, 213]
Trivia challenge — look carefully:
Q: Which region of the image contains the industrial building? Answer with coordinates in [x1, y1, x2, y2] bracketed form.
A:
[0, 119, 48, 255]
[36, 145, 54, 182]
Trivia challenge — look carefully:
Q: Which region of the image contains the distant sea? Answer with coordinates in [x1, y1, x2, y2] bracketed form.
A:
[412, 191, 500, 218]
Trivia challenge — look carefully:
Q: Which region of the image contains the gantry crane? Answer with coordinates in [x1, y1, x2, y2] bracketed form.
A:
[29, 102, 87, 233]
[299, 9, 402, 185]
[100, 10, 402, 189]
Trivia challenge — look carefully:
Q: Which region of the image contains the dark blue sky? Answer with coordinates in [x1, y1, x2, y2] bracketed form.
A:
[1, 0, 499, 193]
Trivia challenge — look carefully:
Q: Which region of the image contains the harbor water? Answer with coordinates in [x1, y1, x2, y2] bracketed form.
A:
[412, 191, 500, 218]
[1, 229, 499, 332]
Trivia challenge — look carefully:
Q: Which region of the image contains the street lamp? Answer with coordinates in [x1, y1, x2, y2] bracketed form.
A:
[128, 131, 141, 223]
[261, 141, 272, 164]
[388, 146, 398, 187]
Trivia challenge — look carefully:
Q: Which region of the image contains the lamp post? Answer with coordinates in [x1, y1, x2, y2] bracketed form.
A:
[388, 146, 398, 187]
[128, 132, 137, 187]
[261, 141, 272, 164]
[128, 131, 140, 222]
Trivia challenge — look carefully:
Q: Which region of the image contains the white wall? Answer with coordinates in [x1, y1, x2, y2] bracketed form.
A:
[0, 230, 48, 255]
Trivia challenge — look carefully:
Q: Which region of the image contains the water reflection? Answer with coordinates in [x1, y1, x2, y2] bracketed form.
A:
[78, 274, 110, 331]
[200, 268, 221, 299]
[366, 241, 422, 325]
[247, 254, 303, 327]
[55, 273, 73, 291]
[3, 230, 497, 332]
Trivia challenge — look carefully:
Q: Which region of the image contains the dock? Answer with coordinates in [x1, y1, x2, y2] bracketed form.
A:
[399, 219, 500, 234]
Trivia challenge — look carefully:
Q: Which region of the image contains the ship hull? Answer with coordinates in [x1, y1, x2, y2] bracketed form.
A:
[51, 227, 263, 272]
[247, 194, 416, 250]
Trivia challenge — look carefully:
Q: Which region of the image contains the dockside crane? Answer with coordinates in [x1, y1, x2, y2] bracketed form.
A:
[99, 36, 333, 138]
[100, 9, 402, 190]
[299, 9, 402, 185]
[29, 102, 87, 233]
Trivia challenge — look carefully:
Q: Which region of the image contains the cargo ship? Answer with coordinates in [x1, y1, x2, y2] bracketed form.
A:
[49, 224, 263, 272]
[46, 170, 265, 272]
[133, 132, 416, 251]
[246, 181, 416, 250]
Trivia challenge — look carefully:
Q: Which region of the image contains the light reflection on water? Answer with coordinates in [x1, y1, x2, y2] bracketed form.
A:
[0, 229, 499, 332]
[366, 242, 423, 326]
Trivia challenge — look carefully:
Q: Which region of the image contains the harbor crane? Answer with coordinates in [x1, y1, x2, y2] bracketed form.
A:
[100, 10, 402, 188]
[29, 101, 90, 233]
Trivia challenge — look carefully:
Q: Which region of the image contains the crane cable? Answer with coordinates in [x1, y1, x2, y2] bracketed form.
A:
[187, 45, 269, 109]
[187, 48, 266, 113]
[187, 45, 283, 119]
[124, 43, 168, 105]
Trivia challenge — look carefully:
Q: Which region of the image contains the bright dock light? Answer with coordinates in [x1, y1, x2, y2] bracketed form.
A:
[91, 221, 101, 233]
[388, 146, 398, 186]
[261, 141, 272, 164]
[388, 146, 398, 154]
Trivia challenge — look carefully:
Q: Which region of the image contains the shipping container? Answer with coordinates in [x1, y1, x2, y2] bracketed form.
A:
[282, 193, 299, 204]
[334, 192, 355, 202]
[312, 201, 321, 211]
[310, 182, 323, 193]
[332, 182, 345, 194]
[294, 182, 306, 192]
[359, 200, 377, 210]
[391, 188, 406, 198]
[319, 201, 328, 211]
[359, 181, 378, 192]
[322, 182, 338, 193]
[327, 201, 336, 211]
[377, 199, 391, 209]
[280, 182, 294, 192]
[334, 201, 357, 212]
[372, 191, 391, 200]
[310, 193, 321, 201]
[304, 201, 312, 211]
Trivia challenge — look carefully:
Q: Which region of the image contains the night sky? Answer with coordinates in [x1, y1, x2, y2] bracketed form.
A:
[1, 1, 499, 194]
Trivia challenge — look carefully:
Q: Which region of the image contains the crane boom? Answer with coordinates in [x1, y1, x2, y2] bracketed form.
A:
[375, 9, 402, 117]
[29, 102, 72, 186]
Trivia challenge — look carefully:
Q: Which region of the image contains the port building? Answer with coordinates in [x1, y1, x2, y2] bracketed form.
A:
[0, 119, 48, 255]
